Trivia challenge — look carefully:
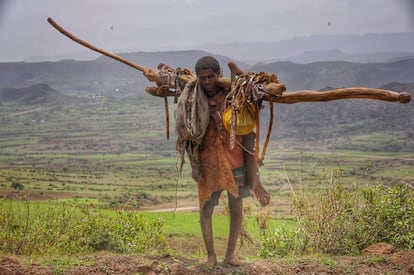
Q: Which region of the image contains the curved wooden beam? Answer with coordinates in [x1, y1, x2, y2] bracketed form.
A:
[47, 17, 148, 72]
[47, 17, 164, 83]
[146, 81, 410, 105]
[269, 87, 411, 104]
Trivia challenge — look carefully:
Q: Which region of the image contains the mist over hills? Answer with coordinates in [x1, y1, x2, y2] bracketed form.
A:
[277, 49, 414, 64]
[21, 32, 414, 65]
[251, 58, 414, 91]
[199, 32, 414, 64]
[2, 32, 413, 97]
[0, 50, 413, 96]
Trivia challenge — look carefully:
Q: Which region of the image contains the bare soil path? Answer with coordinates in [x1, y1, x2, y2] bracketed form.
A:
[1, 244, 413, 275]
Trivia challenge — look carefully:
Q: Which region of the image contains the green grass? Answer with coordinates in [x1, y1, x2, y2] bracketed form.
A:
[0, 197, 296, 241]
[141, 211, 295, 239]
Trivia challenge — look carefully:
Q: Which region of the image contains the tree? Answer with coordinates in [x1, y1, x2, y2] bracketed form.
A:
[11, 182, 24, 190]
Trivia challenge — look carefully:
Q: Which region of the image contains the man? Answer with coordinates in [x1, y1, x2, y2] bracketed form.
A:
[175, 56, 269, 267]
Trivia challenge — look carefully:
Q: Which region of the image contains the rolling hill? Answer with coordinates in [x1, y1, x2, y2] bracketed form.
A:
[0, 50, 413, 97]
[0, 83, 79, 105]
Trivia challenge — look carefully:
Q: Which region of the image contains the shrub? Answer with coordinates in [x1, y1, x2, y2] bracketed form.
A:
[10, 182, 24, 190]
[0, 199, 168, 255]
[258, 225, 302, 258]
[86, 210, 167, 254]
[359, 184, 414, 249]
[293, 184, 362, 255]
[292, 183, 414, 255]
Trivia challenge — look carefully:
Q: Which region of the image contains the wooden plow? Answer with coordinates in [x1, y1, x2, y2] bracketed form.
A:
[47, 17, 411, 162]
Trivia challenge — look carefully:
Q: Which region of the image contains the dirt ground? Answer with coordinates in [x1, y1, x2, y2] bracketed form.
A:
[1, 192, 413, 274]
[1, 244, 413, 275]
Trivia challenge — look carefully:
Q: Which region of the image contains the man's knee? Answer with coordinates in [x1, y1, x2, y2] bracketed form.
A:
[203, 191, 221, 209]
[228, 193, 243, 210]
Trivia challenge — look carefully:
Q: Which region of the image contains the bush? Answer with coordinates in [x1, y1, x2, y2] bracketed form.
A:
[293, 184, 362, 255]
[292, 183, 414, 255]
[360, 185, 414, 249]
[86, 211, 167, 254]
[258, 225, 303, 258]
[10, 182, 24, 190]
[0, 199, 168, 255]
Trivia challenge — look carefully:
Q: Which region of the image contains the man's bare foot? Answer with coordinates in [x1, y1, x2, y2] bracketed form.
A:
[206, 255, 217, 267]
[223, 257, 242, 267]
[253, 185, 270, 207]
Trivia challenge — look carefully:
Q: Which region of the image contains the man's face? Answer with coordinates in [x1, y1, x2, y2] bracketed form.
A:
[197, 68, 218, 93]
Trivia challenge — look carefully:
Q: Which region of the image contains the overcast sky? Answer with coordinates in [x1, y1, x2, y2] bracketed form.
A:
[0, 0, 413, 62]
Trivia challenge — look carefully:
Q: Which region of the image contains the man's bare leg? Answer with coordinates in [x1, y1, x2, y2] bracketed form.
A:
[200, 202, 217, 267]
[223, 194, 243, 266]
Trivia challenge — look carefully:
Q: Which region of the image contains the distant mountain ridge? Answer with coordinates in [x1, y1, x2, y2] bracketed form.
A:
[0, 50, 413, 98]
[0, 83, 77, 105]
[198, 32, 414, 64]
[18, 32, 414, 65]
[0, 50, 244, 97]
[251, 58, 414, 91]
[278, 49, 414, 64]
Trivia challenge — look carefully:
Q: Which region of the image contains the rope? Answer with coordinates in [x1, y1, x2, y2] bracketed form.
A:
[260, 101, 274, 162]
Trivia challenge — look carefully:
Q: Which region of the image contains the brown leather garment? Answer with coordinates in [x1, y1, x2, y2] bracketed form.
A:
[197, 120, 239, 206]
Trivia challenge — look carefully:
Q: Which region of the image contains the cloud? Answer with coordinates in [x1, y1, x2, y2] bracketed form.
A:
[0, 0, 413, 62]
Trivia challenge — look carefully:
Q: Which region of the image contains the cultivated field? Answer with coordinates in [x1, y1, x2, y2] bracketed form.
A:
[1, 96, 413, 274]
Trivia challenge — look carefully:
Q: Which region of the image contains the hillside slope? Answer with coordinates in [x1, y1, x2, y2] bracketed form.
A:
[0, 83, 79, 105]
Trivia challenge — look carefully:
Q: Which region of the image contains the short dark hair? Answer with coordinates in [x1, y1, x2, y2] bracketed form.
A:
[195, 56, 221, 75]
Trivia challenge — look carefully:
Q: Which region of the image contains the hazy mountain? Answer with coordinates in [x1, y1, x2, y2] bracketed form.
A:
[380, 82, 414, 93]
[278, 49, 414, 64]
[16, 32, 414, 65]
[23, 51, 100, 63]
[251, 58, 414, 91]
[0, 83, 78, 105]
[0, 49, 413, 99]
[0, 50, 244, 97]
[198, 32, 414, 64]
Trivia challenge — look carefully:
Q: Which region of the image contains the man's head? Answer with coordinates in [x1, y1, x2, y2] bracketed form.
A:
[195, 56, 221, 76]
[195, 56, 221, 95]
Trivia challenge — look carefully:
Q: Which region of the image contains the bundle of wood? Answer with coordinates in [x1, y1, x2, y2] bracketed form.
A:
[143, 60, 410, 104]
[144, 61, 286, 162]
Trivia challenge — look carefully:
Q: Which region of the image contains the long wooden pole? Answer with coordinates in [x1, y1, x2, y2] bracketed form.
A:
[270, 87, 411, 104]
[47, 17, 148, 72]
